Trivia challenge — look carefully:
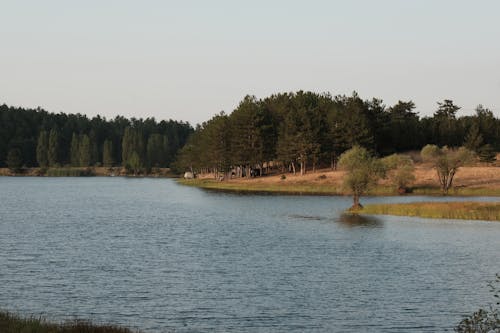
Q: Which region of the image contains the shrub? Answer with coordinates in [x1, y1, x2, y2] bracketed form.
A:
[456, 273, 499, 332]
[0, 311, 140, 333]
[381, 154, 415, 193]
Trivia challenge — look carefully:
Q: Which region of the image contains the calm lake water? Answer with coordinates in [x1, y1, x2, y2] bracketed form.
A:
[0, 177, 499, 332]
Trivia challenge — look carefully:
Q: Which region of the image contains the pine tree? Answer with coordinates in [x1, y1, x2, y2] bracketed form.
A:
[47, 128, 59, 167]
[102, 139, 114, 167]
[147, 133, 165, 167]
[162, 135, 169, 166]
[6, 148, 23, 171]
[70, 133, 80, 166]
[122, 127, 145, 170]
[464, 124, 483, 152]
[122, 127, 132, 167]
[36, 131, 48, 168]
[89, 129, 99, 166]
[79, 134, 91, 167]
[478, 144, 496, 163]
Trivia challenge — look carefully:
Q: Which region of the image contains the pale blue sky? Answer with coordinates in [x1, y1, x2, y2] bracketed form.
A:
[1, 0, 499, 124]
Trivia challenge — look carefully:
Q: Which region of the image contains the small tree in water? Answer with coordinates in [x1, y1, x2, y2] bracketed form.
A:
[421, 145, 474, 194]
[338, 145, 384, 210]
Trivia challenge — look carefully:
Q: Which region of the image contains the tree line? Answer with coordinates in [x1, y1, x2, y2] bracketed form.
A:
[0, 104, 193, 171]
[175, 91, 499, 177]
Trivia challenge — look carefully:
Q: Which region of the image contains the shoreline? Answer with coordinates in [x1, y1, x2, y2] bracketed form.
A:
[0, 167, 175, 178]
[177, 178, 500, 197]
[177, 164, 500, 197]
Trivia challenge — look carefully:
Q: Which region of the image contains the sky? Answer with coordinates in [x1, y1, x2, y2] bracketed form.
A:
[1, 0, 499, 125]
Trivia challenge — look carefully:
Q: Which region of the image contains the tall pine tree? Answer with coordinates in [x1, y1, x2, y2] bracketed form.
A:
[70, 133, 80, 166]
[36, 131, 48, 168]
[102, 139, 114, 167]
[79, 134, 91, 167]
[48, 128, 59, 167]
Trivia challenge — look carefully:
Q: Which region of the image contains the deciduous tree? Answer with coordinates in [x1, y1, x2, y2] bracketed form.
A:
[421, 145, 474, 194]
[338, 145, 385, 210]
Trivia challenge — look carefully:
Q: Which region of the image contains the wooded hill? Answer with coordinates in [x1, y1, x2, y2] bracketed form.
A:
[0, 104, 193, 170]
[174, 91, 499, 177]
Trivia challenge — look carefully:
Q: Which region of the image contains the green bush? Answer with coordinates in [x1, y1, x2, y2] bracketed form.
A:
[456, 274, 500, 332]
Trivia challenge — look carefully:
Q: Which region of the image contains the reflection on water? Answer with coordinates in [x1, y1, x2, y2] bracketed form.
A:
[337, 213, 383, 227]
[288, 214, 325, 221]
[0, 177, 499, 333]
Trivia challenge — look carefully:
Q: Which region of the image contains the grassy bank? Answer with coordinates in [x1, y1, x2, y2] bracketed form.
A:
[359, 201, 500, 221]
[0, 311, 141, 333]
[178, 178, 500, 197]
[177, 178, 345, 195]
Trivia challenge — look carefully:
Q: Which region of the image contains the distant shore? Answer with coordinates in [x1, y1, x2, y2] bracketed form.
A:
[0, 167, 174, 178]
[178, 165, 500, 197]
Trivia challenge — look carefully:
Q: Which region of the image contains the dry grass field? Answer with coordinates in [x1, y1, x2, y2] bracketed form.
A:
[189, 162, 500, 196]
[196, 165, 500, 188]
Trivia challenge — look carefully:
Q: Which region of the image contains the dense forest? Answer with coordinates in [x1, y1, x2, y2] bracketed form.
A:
[2, 91, 499, 175]
[175, 91, 499, 177]
[0, 104, 193, 170]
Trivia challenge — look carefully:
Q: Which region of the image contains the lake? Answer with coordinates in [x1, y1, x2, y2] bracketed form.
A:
[0, 177, 499, 332]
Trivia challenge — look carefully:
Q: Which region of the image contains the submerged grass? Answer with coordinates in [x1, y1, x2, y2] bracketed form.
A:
[360, 201, 500, 221]
[412, 186, 500, 196]
[0, 311, 141, 333]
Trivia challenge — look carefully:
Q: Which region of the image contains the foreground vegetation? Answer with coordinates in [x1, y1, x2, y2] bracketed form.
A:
[359, 202, 500, 221]
[455, 274, 500, 332]
[0, 311, 141, 333]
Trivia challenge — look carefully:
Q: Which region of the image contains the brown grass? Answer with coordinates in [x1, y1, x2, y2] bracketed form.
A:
[360, 201, 500, 221]
[192, 164, 500, 196]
